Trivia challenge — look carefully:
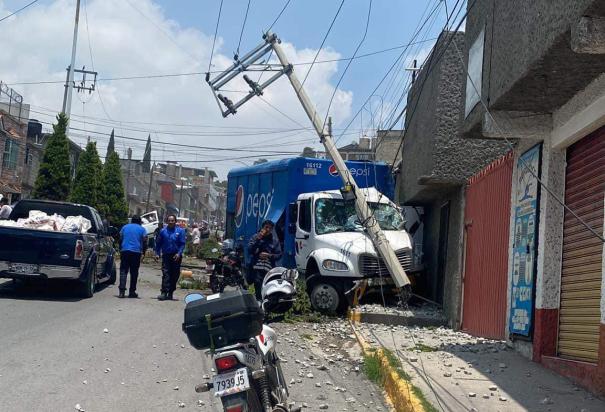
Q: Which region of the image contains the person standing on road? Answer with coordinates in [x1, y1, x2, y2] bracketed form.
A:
[155, 214, 186, 301]
[248, 220, 282, 300]
[0, 197, 12, 220]
[118, 215, 147, 298]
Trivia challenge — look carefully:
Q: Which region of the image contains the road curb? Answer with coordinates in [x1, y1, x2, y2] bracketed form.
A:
[348, 308, 446, 328]
[349, 312, 426, 412]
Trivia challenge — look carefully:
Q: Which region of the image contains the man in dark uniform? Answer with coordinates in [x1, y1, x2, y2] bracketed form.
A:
[155, 214, 186, 301]
[248, 220, 282, 300]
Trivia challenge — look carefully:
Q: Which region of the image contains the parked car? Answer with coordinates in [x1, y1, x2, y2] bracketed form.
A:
[0, 199, 118, 298]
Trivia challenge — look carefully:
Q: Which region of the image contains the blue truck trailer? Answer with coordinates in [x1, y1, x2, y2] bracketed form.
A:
[226, 157, 395, 268]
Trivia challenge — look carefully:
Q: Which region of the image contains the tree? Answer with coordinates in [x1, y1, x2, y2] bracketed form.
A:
[70, 141, 103, 210]
[101, 151, 128, 227]
[253, 158, 268, 165]
[32, 113, 72, 201]
[106, 128, 115, 159]
[142, 134, 151, 172]
[302, 147, 316, 158]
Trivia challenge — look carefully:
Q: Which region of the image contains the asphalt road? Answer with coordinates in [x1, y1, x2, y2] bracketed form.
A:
[0, 265, 388, 411]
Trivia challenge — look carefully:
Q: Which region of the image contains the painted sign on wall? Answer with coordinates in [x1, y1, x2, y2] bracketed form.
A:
[509, 144, 542, 336]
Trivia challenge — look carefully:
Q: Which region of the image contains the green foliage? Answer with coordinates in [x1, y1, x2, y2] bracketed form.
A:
[142, 134, 151, 173]
[70, 141, 103, 209]
[195, 239, 222, 260]
[32, 113, 72, 201]
[100, 151, 128, 227]
[283, 279, 324, 323]
[106, 129, 115, 158]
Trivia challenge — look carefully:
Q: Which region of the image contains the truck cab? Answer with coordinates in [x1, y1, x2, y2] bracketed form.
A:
[292, 187, 413, 313]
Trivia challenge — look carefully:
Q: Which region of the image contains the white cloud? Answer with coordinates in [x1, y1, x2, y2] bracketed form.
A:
[0, 0, 353, 177]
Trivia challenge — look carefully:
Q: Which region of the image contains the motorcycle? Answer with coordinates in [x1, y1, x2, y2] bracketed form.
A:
[207, 242, 246, 294]
[183, 269, 300, 412]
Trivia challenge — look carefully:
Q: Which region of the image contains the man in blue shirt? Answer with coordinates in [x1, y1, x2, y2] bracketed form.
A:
[119, 215, 147, 298]
[155, 214, 186, 301]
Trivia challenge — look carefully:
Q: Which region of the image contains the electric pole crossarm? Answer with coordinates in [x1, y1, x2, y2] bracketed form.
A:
[220, 66, 291, 117]
[208, 40, 269, 86]
[209, 44, 273, 90]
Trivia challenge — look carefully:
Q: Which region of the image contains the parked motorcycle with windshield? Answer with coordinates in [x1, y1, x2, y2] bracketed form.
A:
[183, 268, 300, 412]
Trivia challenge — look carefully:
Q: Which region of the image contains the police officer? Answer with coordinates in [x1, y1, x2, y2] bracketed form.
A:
[155, 214, 186, 301]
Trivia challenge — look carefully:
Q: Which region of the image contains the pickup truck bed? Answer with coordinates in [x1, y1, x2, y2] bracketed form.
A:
[0, 199, 117, 298]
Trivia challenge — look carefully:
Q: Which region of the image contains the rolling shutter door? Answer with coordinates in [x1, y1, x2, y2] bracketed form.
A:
[558, 127, 605, 363]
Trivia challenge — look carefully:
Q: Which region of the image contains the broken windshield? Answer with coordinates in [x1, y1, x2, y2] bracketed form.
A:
[315, 198, 405, 235]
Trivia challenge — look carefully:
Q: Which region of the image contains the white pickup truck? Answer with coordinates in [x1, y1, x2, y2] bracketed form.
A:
[293, 187, 414, 313]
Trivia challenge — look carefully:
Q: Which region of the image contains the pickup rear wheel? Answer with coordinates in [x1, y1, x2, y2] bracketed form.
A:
[108, 260, 117, 285]
[309, 281, 341, 314]
[78, 263, 96, 298]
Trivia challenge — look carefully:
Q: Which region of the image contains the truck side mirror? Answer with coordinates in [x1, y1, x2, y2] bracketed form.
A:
[288, 203, 298, 234]
[288, 203, 298, 221]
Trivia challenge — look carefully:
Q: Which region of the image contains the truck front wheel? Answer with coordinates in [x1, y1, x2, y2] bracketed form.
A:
[309, 281, 342, 314]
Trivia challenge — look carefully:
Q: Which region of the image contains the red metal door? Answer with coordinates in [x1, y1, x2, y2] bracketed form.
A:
[462, 152, 514, 339]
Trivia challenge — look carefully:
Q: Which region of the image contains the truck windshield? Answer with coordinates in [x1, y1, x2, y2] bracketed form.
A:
[315, 198, 405, 235]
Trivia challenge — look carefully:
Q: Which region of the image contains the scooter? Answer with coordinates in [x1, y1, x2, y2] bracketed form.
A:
[183, 273, 300, 412]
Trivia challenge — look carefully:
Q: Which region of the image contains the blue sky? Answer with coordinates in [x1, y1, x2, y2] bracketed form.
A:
[0, 0, 455, 177]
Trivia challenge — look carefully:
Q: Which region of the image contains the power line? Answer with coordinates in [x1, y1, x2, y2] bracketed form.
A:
[0, 0, 39, 23]
[267, 0, 293, 31]
[5, 37, 438, 87]
[82, 0, 114, 122]
[386, 0, 472, 174]
[208, 0, 225, 72]
[235, 0, 252, 57]
[300, 0, 346, 90]
[34, 119, 301, 154]
[334, 0, 445, 145]
[123, 0, 199, 64]
[322, 0, 372, 129]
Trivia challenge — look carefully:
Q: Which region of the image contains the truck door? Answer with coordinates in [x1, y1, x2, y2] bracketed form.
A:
[295, 198, 313, 271]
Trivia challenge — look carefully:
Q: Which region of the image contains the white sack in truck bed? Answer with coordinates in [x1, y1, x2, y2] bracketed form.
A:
[0, 210, 92, 233]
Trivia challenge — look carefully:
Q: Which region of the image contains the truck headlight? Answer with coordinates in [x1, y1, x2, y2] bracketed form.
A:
[322, 260, 349, 271]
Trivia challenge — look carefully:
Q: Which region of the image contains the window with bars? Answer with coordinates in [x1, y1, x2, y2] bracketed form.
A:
[2, 138, 18, 170]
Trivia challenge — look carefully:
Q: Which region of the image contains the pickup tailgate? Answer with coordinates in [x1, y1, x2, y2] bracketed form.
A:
[0, 227, 82, 267]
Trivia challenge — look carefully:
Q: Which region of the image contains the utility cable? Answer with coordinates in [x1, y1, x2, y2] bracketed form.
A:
[267, 0, 293, 32]
[235, 0, 252, 58]
[208, 0, 225, 72]
[333, 0, 445, 145]
[6, 37, 438, 87]
[82, 0, 114, 121]
[322, 0, 372, 130]
[299, 0, 346, 90]
[0, 0, 39, 23]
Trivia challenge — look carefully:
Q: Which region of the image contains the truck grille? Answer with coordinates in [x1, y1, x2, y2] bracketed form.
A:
[359, 248, 413, 277]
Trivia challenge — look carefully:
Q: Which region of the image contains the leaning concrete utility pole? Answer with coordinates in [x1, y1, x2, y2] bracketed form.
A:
[206, 32, 410, 289]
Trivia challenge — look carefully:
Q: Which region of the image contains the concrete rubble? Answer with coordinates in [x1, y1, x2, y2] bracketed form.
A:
[355, 307, 605, 412]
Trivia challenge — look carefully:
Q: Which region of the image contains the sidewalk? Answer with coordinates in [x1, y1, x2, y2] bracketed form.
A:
[355, 323, 605, 412]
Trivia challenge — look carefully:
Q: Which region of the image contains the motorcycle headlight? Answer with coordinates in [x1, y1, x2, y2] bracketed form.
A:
[322, 259, 349, 271]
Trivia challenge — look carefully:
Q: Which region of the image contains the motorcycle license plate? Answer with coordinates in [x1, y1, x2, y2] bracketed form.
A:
[9, 263, 38, 274]
[213, 367, 250, 397]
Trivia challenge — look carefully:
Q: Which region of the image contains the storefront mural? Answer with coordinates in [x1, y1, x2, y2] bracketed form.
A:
[509, 144, 542, 336]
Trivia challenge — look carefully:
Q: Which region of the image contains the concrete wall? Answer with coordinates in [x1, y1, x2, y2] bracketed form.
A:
[463, 0, 605, 137]
[399, 31, 509, 204]
[420, 187, 465, 326]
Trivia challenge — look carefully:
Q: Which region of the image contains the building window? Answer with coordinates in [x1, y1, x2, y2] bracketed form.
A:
[465, 29, 485, 117]
[3, 139, 18, 170]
